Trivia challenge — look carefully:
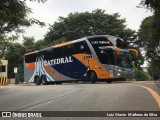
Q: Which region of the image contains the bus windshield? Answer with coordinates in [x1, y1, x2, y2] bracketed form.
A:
[98, 49, 117, 65]
[117, 52, 133, 67]
[107, 36, 127, 49]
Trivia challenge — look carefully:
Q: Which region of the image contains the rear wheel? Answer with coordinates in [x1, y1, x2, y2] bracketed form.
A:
[34, 76, 41, 85]
[90, 71, 97, 83]
[106, 80, 112, 83]
[41, 75, 48, 85]
[55, 82, 62, 85]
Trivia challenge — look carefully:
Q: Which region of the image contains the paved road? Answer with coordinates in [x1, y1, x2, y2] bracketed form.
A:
[0, 81, 159, 120]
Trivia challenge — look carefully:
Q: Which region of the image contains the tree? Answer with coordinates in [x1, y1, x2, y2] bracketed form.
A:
[139, 0, 160, 80]
[5, 42, 25, 78]
[0, 35, 9, 58]
[34, 39, 49, 50]
[0, 0, 47, 60]
[139, 0, 160, 59]
[23, 36, 35, 52]
[134, 68, 150, 81]
[45, 9, 135, 45]
[147, 58, 160, 80]
[0, 0, 46, 34]
[140, 0, 160, 10]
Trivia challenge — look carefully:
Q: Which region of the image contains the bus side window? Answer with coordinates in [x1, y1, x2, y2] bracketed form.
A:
[25, 54, 37, 63]
[64, 41, 91, 56]
[98, 50, 116, 65]
[74, 41, 91, 54]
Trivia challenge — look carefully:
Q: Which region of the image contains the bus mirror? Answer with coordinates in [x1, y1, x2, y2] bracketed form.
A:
[129, 49, 138, 61]
[80, 45, 84, 49]
[100, 50, 104, 54]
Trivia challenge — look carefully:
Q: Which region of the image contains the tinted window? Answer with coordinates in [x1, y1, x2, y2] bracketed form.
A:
[0, 65, 6, 72]
[25, 53, 37, 63]
[107, 36, 127, 49]
[116, 38, 127, 48]
[117, 52, 133, 67]
[44, 47, 64, 60]
[98, 50, 116, 65]
[64, 41, 91, 56]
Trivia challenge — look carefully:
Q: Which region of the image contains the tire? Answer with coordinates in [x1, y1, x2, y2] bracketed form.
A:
[41, 75, 48, 85]
[34, 76, 41, 85]
[55, 82, 62, 85]
[106, 80, 112, 83]
[90, 71, 97, 83]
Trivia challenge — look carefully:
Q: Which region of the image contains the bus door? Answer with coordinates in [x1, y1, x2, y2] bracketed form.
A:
[98, 49, 117, 78]
[82, 54, 94, 70]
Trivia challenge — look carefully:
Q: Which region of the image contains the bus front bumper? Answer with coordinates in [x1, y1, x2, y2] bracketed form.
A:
[117, 71, 134, 79]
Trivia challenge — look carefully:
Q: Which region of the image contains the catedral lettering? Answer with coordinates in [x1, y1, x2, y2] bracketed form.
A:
[24, 35, 138, 85]
[44, 56, 73, 66]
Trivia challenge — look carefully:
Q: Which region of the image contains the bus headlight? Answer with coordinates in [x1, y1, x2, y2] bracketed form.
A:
[118, 73, 121, 76]
[118, 69, 122, 71]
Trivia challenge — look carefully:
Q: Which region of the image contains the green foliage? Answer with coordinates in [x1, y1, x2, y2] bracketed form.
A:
[140, 0, 160, 11]
[45, 9, 135, 45]
[147, 59, 160, 80]
[138, 16, 160, 80]
[0, 34, 9, 58]
[139, 0, 160, 59]
[5, 42, 26, 78]
[0, 0, 45, 34]
[134, 68, 150, 81]
[34, 40, 50, 50]
[23, 37, 35, 52]
[138, 16, 156, 58]
[139, 0, 160, 80]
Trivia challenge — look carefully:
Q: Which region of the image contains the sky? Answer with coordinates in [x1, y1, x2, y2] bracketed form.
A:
[23, 0, 153, 41]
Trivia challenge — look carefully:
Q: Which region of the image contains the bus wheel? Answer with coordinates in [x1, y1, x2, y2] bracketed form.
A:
[34, 76, 41, 85]
[41, 75, 48, 85]
[106, 80, 112, 83]
[90, 71, 97, 84]
[56, 82, 62, 85]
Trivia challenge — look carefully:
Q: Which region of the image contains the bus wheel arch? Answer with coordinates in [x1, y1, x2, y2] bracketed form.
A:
[106, 79, 112, 83]
[41, 75, 48, 85]
[34, 75, 41, 85]
[87, 70, 97, 83]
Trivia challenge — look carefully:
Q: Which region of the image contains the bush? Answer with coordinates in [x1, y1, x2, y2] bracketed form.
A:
[134, 69, 150, 81]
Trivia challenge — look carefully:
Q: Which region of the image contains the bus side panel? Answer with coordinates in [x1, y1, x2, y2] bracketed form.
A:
[24, 55, 89, 83]
[43, 64, 76, 81]
[51, 55, 88, 80]
[73, 54, 114, 80]
[24, 62, 35, 83]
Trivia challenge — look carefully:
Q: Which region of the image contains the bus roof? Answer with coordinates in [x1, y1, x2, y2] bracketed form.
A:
[24, 35, 121, 56]
[86, 35, 118, 39]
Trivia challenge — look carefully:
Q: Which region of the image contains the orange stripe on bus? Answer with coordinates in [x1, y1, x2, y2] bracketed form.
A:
[25, 52, 36, 55]
[129, 49, 138, 57]
[73, 54, 113, 79]
[26, 63, 35, 70]
[43, 64, 63, 80]
[53, 41, 72, 48]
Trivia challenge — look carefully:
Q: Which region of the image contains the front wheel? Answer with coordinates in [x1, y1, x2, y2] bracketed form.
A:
[41, 75, 48, 85]
[90, 71, 97, 83]
[106, 80, 112, 83]
[34, 76, 41, 85]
